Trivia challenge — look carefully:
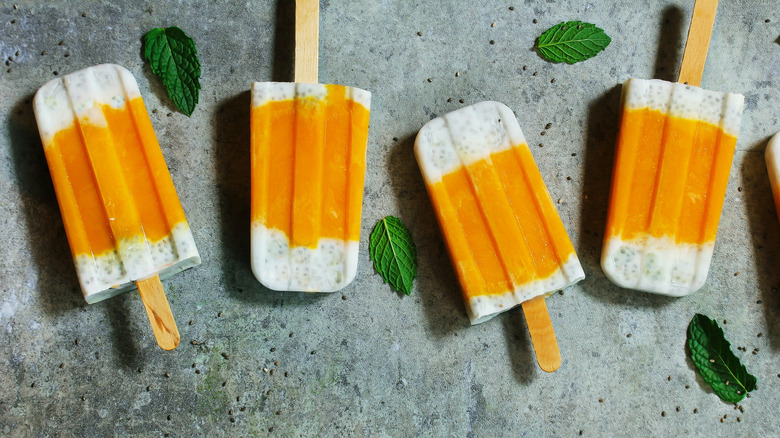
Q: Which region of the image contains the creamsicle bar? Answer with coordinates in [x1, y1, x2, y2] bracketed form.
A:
[251, 83, 370, 292]
[602, 78, 744, 296]
[766, 132, 780, 224]
[34, 64, 200, 304]
[415, 101, 585, 324]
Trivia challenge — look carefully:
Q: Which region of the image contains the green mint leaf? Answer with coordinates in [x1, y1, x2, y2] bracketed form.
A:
[687, 314, 757, 403]
[369, 216, 417, 296]
[536, 21, 611, 64]
[143, 27, 201, 116]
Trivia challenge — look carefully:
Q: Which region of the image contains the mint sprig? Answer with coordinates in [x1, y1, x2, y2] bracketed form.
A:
[143, 27, 201, 116]
[369, 216, 417, 296]
[536, 21, 611, 64]
[687, 314, 757, 403]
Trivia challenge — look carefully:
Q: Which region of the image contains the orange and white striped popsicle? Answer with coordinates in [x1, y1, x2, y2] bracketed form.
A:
[766, 133, 780, 224]
[33, 64, 200, 349]
[250, 0, 371, 292]
[601, 79, 743, 296]
[601, 0, 744, 296]
[415, 101, 584, 371]
[250, 83, 370, 292]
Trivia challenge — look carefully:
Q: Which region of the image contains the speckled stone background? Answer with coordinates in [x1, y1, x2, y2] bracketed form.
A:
[1, 0, 779, 436]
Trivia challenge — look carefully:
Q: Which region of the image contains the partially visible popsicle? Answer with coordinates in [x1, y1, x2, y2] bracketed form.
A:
[250, 0, 371, 292]
[766, 132, 780, 223]
[601, 0, 744, 296]
[415, 101, 585, 371]
[34, 64, 200, 349]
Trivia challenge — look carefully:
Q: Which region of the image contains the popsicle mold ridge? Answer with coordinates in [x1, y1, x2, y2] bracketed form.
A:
[602, 78, 744, 296]
[250, 82, 371, 292]
[34, 64, 200, 304]
[415, 101, 585, 324]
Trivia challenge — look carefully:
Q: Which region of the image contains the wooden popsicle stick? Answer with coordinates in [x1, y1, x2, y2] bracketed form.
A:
[295, 0, 319, 83]
[678, 0, 719, 86]
[521, 295, 561, 373]
[136, 275, 180, 350]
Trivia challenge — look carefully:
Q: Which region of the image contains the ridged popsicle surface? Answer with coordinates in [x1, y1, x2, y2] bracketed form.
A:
[415, 101, 584, 324]
[33, 64, 200, 303]
[602, 78, 744, 296]
[250, 82, 371, 292]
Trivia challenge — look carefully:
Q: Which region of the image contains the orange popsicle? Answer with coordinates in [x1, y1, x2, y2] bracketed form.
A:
[602, 79, 743, 295]
[602, 0, 742, 296]
[250, 0, 371, 292]
[766, 133, 780, 224]
[34, 64, 200, 349]
[34, 64, 200, 303]
[250, 83, 370, 291]
[415, 101, 585, 324]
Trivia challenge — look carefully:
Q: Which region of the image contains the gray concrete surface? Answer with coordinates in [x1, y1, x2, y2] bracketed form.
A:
[1, 0, 779, 436]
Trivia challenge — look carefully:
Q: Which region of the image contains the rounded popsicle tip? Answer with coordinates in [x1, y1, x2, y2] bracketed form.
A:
[765, 131, 780, 163]
[250, 225, 359, 293]
[600, 237, 709, 297]
[414, 100, 528, 184]
[33, 64, 142, 144]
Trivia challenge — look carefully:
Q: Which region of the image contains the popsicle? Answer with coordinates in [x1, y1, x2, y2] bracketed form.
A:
[250, 0, 371, 292]
[415, 101, 585, 372]
[601, 0, 744, 296]
[34, 64, 200, 349]
[766, 132, 780, 223]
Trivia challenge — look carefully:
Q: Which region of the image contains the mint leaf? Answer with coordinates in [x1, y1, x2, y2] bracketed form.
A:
[369, 216, 417, 295]
[536, 21, 611, 64]
[143, 27, 201, 116]
[687, 314, 757, 403]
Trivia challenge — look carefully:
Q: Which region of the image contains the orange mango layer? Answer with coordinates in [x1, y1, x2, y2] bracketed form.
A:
[427, 145, 578, 301]
[43, 98, 187, 258]
[605, 108, 737, 245]
[251, 85, 370, 248]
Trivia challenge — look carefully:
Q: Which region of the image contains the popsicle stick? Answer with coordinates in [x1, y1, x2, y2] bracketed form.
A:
[678, 0, 719, 86]
[295, 0, 319, 83]
[521, 295, 561, 372]
[136, 275, 180, 350]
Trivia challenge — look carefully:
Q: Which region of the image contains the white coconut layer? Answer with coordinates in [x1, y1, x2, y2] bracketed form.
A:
[601, 235, 713, 297]
[78, 223, 200, 304]
[251, 224, 358, 292]
[622, 78, 744, 137]
[34, 64, 141, 143]
[467, 253, 585, 325]
[415, 101, 527, 183]
[251, 82, 371, 111]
